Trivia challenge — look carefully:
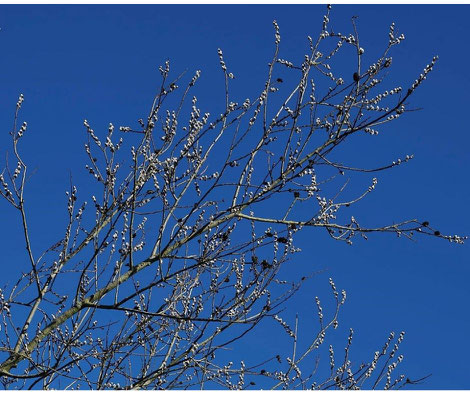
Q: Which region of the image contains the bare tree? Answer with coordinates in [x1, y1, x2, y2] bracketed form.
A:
[0, 6, 466, 389]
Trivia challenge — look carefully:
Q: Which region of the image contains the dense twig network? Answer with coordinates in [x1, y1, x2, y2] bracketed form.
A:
[0, 5, 465, 389]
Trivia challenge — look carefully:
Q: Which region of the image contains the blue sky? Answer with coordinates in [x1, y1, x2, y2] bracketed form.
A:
[0, 4, 468, 389]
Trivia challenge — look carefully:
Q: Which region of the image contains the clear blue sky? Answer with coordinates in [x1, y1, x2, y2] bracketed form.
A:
[0, 4, 468, 389]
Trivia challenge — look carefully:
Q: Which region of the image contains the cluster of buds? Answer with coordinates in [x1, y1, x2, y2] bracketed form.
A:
[389, 22, 405, 45]
[273, 20, 281, 44]
[0, 173, 13, 201]
[410, 56, 438, 91]
[277, 58, 294, 68]
[16, 121, 27, 140]
[16, 93, 24, 109]
[217, 48, 227, 72]
[189, 69, 201, 87]
[158, 59, 170, 77]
